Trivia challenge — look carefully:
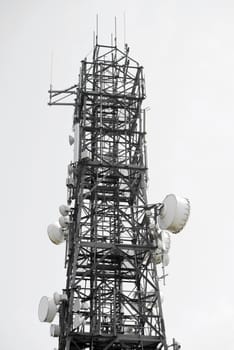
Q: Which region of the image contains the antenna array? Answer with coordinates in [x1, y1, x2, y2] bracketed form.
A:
[40, 39, 190, 350]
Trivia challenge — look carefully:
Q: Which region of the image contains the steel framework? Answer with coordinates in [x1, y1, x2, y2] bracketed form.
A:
[48, 43, 170, 350]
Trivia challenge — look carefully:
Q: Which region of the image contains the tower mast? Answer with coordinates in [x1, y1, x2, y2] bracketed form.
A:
[39, 41, 190, 350]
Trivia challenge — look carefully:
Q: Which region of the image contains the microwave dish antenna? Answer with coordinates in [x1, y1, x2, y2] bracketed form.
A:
[59, 204, 70, 216]
[158, 194, 190, 233]
[47, 223, 65, 245]
[38, 296, 57, 323]
[58, 216, 70, 228]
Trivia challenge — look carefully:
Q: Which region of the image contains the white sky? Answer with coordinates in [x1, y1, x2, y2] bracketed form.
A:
[1, 0, 234, 349]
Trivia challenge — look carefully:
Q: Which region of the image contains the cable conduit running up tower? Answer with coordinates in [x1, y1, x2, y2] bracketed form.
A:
[39, 39, 190, 350]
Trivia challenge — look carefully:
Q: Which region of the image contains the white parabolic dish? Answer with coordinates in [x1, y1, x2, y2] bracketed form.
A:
[158, 194, 190, 233]
[38, 296, 57, 323]
[59, 216, 70, 228]
[59, 204, 70, 216]
[47, 223, 64, 244]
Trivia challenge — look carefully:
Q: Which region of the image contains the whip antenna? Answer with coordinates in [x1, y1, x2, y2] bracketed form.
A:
[114, 16, 117, 47]
[50, 51, 54, 89]
[96, 14, 99, 44]
[124, 12, 126, 47]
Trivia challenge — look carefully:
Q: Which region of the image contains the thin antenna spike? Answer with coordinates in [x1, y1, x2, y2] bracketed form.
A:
[114, 16, 117, 47]
[123, 12, 126, 48]
[111, 33, 113, 47]
[50, 51, 54, 89]
[96, 14, 99, 44]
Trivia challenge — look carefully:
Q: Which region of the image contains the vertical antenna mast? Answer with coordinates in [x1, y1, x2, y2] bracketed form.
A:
[40, 33, 191, 350]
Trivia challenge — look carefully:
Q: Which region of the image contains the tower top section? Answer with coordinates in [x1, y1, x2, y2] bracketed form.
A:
[48, 43, 145, 109]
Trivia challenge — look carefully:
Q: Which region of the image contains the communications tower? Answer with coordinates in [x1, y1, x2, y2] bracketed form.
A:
[38, 39, 190, 350]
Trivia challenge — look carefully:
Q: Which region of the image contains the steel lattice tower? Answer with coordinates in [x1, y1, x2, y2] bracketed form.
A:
[40, 41, 189, 350]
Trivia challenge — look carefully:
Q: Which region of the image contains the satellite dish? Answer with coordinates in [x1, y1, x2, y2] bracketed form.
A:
[50, 324, 60, 337]
[59, 204, 70, 216]
[73, 298, 81, 312]
[47, 223, 64, 245]
[74, 315, 85, 328]
[69, 135, 74, 145]
[53, 292, 68, 305]
[158, 194, 190, 233]
[38, 296, 57, 323]
[59, 216, 70, 228]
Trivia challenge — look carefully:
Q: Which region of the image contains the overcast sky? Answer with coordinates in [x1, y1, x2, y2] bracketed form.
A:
[1, 1, 234, 349]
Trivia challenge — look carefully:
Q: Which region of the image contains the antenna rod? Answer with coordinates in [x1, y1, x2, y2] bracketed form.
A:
[111, 33, 113, 47]
[50, 51, 54, 89]
[96, 14, 99, 44]
[124, 12, 126, 47]
[114, 16, 117, 47]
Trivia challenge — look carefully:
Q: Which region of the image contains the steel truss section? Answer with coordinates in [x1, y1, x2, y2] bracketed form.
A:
[50, 44, 168, 350]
